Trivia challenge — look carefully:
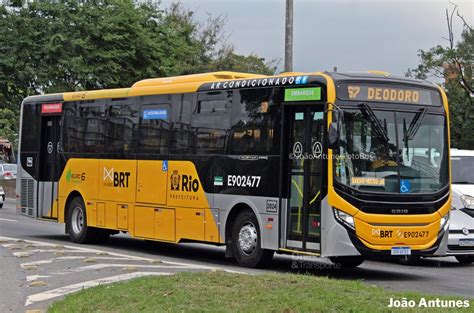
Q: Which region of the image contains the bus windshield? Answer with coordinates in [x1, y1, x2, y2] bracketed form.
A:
[334, 106, 449, 194]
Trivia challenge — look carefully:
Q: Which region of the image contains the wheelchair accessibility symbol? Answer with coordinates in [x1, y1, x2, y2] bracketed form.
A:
[400, 179, 411, 193]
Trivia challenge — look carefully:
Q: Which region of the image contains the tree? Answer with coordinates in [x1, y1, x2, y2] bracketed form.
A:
[0, 108, 17, 146]
[407, 4, 473, 149]
[0, 1, 276, 149]
[0, 0, 276, 109]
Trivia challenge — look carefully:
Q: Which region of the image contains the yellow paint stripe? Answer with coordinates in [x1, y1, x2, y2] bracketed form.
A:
[278, 248, 320, 257]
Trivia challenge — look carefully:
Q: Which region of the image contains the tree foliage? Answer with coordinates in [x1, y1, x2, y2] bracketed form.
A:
[0, 107, 17, 145]
[407, 5, 473, 149]
[0, 0, 276, 146]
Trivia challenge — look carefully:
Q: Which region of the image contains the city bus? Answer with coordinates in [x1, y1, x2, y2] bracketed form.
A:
[17, 71, 451, 268]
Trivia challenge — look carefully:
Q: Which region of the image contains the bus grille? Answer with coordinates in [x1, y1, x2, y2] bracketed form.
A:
[20, 178, 34, 216]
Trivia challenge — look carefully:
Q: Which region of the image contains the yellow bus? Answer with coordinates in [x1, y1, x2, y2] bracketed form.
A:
[17, 71, 451, 268]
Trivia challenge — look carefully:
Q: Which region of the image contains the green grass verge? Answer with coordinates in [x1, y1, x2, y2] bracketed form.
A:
[48, 271, 472, 313]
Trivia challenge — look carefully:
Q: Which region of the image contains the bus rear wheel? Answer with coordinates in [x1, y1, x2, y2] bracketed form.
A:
[329, 256, 365, 269]
[231, 210, 273, 268]
[67, 197, 104, 244]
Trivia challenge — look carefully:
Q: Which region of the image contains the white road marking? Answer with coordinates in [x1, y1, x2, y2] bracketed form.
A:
[53, 263, 200, 275]
[0, 217, 17, 222]
[25, 272, 172, 306]
[28, 249, 110, 254]
[26, 275, 51, 282]
[0, 235, 248, 274]
[21, 256, 84, 267]
[20, 256, 134, 268]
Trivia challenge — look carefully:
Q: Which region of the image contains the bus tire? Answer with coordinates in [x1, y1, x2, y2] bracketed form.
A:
[329, 256, 364, 269]
[231, 210, 273, 268]
[455, 255, 474, 264]
[66, 197, 97, 244]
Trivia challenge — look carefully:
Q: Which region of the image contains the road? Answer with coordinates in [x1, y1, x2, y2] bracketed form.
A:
[1, 199, 473, 312]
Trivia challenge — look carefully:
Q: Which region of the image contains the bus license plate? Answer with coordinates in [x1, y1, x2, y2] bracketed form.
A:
[391, 247, 411, 255]
[459, 239, 474, 247]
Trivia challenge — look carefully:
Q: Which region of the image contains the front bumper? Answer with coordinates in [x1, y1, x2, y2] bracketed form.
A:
[446, 232, 474, 256]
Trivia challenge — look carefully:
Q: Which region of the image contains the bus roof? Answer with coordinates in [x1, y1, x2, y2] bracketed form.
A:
[21, 70, 439, 104]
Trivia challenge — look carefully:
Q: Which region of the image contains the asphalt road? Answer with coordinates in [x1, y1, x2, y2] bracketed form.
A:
[1, 199, 473, 312]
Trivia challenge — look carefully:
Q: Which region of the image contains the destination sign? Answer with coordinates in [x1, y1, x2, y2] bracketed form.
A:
[337, 83, 442, 106]
[284, 87, 321, 102]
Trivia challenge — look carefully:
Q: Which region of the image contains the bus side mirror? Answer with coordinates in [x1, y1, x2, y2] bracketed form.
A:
[328, 122, 338, 150]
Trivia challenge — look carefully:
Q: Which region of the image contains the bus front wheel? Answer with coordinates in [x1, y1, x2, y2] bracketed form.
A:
[329, 256, 365, 269]
[231, 210, 273, 268]
[67, 197, 103, 244]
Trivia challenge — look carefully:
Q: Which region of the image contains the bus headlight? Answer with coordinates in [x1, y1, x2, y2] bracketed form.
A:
[440, 213, 449, 231]
[461, 195, 474, 209]
[334, 208, 355, 230]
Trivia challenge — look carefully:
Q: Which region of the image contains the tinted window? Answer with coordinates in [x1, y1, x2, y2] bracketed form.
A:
[170, 94, 192, 154]
[191, 91, 232, 154]
[80, 101, 107, 153]
[21, 103, 40, 152]
[104, 98, 139, 155]
[139, 102, 171, 155]
[230, 88, 281, 155]
[62, 101, 80, 153]
[62, 100, 106, 153]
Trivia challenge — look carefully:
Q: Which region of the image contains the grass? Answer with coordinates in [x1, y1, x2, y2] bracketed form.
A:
[48, 271, 472, 313]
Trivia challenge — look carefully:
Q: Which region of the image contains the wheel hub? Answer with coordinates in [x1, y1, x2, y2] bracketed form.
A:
[238, 222, 257, 255]
[71, 206, 84, 234]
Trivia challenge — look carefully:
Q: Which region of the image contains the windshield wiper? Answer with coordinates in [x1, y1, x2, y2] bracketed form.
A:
[359, 102, 389, 143]
[452, 181, 474, 184]
[405, 108, 428, 141]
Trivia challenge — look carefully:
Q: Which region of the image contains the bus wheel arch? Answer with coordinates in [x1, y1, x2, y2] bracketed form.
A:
[225, 203, 261, 254]
[64, 192, 109, 244]
[225, 203, 273, 268]
[64, 190, 83, 234]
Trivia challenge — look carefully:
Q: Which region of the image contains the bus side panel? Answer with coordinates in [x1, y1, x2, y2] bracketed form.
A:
[136, 160, 168, 205]
[166, 161, 219, 243]
[58, 158, 99, 224]
[98, 159, 136, 203]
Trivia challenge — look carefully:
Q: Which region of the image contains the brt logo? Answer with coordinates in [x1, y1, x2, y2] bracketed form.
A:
[170, 170, 199, 192]
[371, 228, 393, 238]
[103, 167, 130, 188]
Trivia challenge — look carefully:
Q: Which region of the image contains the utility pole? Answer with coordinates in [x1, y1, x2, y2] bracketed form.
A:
[284, 0, 293, 72]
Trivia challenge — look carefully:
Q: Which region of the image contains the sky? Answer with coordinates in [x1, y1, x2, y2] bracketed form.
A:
[160, 0, 472, 77]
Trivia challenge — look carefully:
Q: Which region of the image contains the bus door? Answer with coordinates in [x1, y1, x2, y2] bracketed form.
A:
[285, 105, 324, 251]
[38, 114, 61, 219]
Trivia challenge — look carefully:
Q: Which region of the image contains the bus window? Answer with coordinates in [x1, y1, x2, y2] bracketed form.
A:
[21, 103, 40, 152]
[170, 94, 192, 155]
[191, 91, 232, 155]
[104, 99, 139, 155]
[139, 104, 171, 155]
[231, 88, 281, 155]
